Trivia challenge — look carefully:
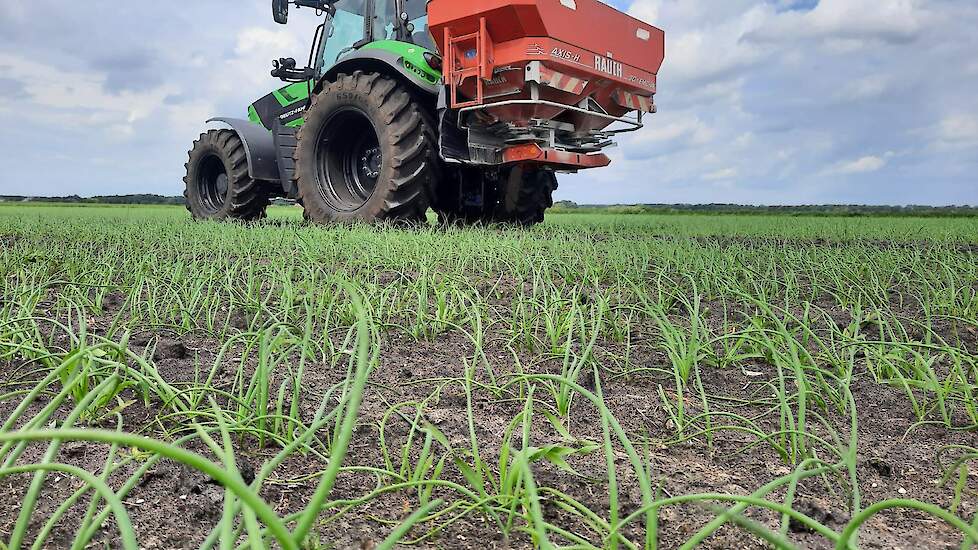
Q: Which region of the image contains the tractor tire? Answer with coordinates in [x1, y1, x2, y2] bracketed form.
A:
[294, 71, 436, 224]
[184, 129, 269, 221]
[494, 166, 558, 226]
[433, 166, 499, 227]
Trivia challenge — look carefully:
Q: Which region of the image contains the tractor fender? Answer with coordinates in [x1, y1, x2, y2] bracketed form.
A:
[319, 49, 440, 97]
[206, 118, 279, 182]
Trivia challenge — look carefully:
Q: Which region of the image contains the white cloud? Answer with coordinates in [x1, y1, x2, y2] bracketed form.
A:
[703, 168, 738, 181]
[938, 114, 978, 144]
[236, 27, 300, 55]
[0, 53, 175, 134]
[650, 3, 772, 85]
[829, 156, 888, 175]
[0, 3, 27, 22]
[732, 132, 754, 149]
[628, 0, 662, 24]
[835, 75, 890, 102]
[203, 27, 305, 96]
[629, 114, 715, 147]
[748, 0, 924, 45]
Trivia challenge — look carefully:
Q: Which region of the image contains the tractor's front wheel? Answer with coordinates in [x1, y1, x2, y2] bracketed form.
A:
[294, 72, 436, 224]
[184, 130, 269, 221]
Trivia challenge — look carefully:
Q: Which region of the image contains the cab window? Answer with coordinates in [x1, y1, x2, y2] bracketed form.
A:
[372, 0, 398, 40]
[402, 0, 436, 50]
[320, 0, 367, 70]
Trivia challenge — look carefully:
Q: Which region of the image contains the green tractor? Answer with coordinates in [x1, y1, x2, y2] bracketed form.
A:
[184, 0, 664, 226]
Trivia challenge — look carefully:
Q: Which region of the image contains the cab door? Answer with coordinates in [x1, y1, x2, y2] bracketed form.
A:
[317, 0, 373, 72]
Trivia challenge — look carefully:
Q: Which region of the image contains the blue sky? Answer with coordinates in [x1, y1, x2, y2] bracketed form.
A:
[0, 0, 975, 205]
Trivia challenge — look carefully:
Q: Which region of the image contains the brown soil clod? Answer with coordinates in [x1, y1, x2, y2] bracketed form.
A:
[790, 498, 849, 533]
[867, 457, 895, 478]
[102, 290, 124, 310]
[230, 313, 250, 330]
[153, 339, 187, 361]
[62, 441, 87, 459]
[239, 460, 256, 485]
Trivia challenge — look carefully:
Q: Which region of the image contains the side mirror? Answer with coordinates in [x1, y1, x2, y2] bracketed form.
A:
[273, 0, 289, 24]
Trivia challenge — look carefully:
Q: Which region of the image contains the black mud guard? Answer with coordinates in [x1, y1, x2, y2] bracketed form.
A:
[272, 121, 299, 198]
[206, 118, 280, 182]
[320, 49, 440, 97]
[436, 87, 469, 164]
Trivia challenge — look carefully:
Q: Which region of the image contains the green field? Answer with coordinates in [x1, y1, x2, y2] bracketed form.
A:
[1, 204, 976, 549]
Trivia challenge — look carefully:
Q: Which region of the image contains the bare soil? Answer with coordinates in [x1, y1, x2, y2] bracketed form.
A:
[2, 318, 976, 549]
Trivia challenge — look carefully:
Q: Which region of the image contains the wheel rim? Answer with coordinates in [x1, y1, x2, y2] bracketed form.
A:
[197, 154, 229, 213]
[315, 107, 382, 213]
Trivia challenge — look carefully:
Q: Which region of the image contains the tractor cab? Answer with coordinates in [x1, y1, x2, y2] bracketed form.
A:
[269, 0, 435, 78]
[316, 0, 434, 70]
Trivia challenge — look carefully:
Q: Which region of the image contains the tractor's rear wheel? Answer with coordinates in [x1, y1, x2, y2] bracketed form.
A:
[184, 130, 269, 221]
[436, 166, 557, 227]
[495, 166, 558, 226]
[294, 72, 435, 224]
[434, 166, 499, 226]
